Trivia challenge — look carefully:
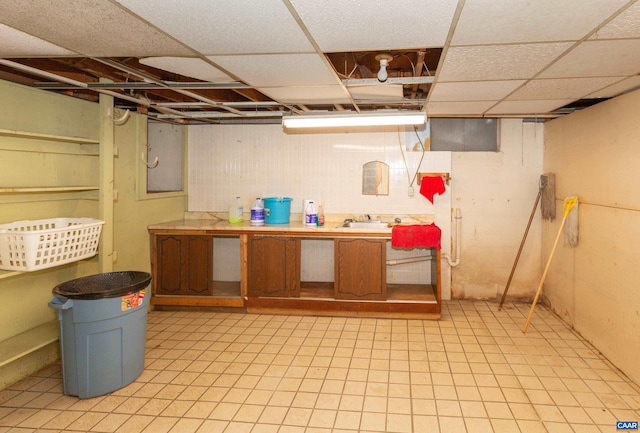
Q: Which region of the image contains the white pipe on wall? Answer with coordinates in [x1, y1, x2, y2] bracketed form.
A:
[446, 207, 461, 267]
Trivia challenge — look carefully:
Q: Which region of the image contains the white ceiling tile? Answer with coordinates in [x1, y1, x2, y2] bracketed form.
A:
[429, 80, 525, 102]
[289, 0, 458, 51]
[116, 0, 314, 55]
[539, 40, 640, 78]
[139, 57, 236, 82]
[348, 85, 404, 101]
[208, 54, 339, 87]
[507, 77, 623, 100]
[452, 0, 629, 45]
[426, 101, 497, 116]
[0, 0, 192, 56]
[0, 24, 76, 57]
[259, 86, 352, 104]
[591, 1, 640, 39]
[438, 43, 573, 81]
[586, 76, 640, 98]
[486, 100, 574, 115]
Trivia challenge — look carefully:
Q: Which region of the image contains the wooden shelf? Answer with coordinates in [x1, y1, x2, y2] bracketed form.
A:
[0, 270, 24, 280]
[0, 186, 99, 194]
[0, 321, 58, 368]
[0, 128, 98, 145]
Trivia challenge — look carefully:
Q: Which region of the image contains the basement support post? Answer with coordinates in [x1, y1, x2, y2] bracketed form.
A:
[99, 81, 115, 272]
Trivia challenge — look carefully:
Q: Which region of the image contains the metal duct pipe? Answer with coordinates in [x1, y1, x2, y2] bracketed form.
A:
[386, 256, 433, 266]
[446, 208, 462, 267]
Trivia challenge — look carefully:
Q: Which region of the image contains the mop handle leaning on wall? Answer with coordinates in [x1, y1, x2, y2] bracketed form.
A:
[523, 196, 578, 333]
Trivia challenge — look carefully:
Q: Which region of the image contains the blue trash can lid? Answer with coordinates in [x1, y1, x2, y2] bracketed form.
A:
[52, 271, 151, 300]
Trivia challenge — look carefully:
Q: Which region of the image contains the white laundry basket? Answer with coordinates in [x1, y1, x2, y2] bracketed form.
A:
[0, 218, 104, 271]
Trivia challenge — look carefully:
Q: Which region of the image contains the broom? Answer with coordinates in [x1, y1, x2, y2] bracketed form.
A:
[498, 174, 554, 310]
[523, 196, 579, 332]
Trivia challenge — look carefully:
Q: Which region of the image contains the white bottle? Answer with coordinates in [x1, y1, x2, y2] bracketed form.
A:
[228, 196, 243, 224]
[305, 201, 317, 226]
[250, 198, 265, 226]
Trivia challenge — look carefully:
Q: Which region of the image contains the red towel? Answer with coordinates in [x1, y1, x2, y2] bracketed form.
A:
[391, 223, 441, 250]
[420, 176, 446, 203]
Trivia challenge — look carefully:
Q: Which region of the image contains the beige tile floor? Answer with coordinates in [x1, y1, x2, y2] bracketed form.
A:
[1, 301, 639, 433]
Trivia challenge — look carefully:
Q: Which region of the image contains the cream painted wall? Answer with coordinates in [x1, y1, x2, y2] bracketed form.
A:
[451, 120, 544, 299]
[543, 89, 640, 385]
[113, 114, 187, 272]
[0, 79, 187, 387]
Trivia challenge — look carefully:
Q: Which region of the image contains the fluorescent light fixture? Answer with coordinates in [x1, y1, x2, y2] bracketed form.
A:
[282, 111, 427, 129]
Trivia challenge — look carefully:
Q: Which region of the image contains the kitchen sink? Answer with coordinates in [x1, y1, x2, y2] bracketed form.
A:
[342, 221, 390, 229]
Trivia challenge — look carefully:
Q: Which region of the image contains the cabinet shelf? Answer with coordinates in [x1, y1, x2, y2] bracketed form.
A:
[0, 128, 98, 145]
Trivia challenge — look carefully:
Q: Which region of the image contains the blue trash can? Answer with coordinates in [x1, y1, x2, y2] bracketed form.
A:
[48, 271, 151, 399]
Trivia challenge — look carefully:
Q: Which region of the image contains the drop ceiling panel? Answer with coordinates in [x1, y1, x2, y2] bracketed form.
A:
[507, 77, 623, 100]
[429, 80, 525, 102]
[487, 100, 574, 115]
[587, 76, 640, 98]
[426, 101, 497, 116]
[208, 54, 339, 87]
[116, 0, 314, 55]
[258, 86, 351, 104]
[0, 24, 75, 57]
[348, 85, 404, 101]
[289, 0, 458, 51]
[452, 0, 629, 45]
[539, 40, 640, 78]
[0, 0, 192, 56]
[139, 57, 236, 82]
[590, 1, 640, 39]
[438, 43, 573, 81]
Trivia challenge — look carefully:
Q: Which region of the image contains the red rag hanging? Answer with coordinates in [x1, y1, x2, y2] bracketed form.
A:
[419, 176, 446, 203]
[391, 224, 442, 250]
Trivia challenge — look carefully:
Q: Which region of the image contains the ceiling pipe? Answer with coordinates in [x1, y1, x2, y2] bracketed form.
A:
[0, 59, 199, 121]
[92, 58, 246, 116]
[410, 51, 427, 100]
[0, 59, 89, 89]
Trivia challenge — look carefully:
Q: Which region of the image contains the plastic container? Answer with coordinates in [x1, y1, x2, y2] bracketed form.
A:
[0, 218, 104, 271]
[228, 196, 243, 224]
[305, 201, 317, 226]
[48, 271, 151, 399]
[316, 203, 325, 226]
[250, 198, 265, 226]
[263, 197, 292, 224]
[302, 199, 314, 223]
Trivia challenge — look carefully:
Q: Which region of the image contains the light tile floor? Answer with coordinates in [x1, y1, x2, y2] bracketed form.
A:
[1, 301, 639, 433]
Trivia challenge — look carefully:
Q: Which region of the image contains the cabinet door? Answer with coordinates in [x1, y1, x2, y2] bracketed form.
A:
[335, 238, 386, 300]
[156, 235, 213, 296]
[248, 235, 300, 297]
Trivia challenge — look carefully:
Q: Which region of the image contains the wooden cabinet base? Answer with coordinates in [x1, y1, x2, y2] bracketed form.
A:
[152, 296, 244, 308]
[246, 297, 440, 319]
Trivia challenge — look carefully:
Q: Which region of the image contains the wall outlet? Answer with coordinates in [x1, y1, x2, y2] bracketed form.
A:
[408, 186, 414, 197]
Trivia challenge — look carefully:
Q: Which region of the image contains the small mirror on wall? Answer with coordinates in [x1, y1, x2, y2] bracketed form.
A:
[362, 161, 389, 196]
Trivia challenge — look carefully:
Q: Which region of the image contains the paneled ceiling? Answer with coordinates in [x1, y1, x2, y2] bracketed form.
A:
[1, 0, 640, 124]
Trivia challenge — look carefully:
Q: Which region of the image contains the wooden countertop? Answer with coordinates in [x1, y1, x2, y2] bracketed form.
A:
[148, 219, 393, 237]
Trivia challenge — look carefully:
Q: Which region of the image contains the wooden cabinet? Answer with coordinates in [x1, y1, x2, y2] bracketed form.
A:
[156, 235, 213, 296]
[248, 235, 300, 298]
[149, 225, 440, 318]
[335, 238, 386, 301]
